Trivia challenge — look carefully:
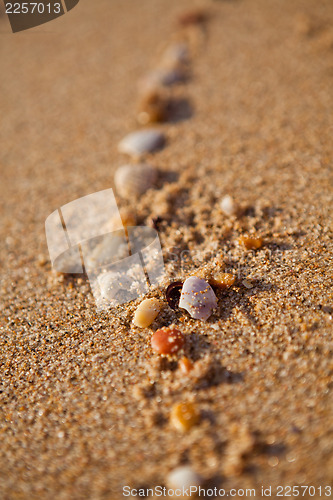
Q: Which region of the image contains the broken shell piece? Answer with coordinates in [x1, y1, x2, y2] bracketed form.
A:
[118, 129, 166, 156]
[114, 163, 158, 199]
[179, 276, 217, 321]
[97, 271, 132, 301]
[220, 195, 237, 216]
[165, 281, 183, 310]
[133, 298, 161, 328]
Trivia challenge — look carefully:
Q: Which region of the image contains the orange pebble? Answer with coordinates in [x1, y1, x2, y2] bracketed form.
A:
[151, 326, 185, 355]
[238, 236, 263, 250]
[170, 402, 200, 432]
[209, 273, 236, 289]
[179, 357, 193, 374]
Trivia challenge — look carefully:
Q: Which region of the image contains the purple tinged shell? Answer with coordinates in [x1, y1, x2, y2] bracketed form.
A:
[118, 129, 166, 156]
[179, 276, 217, 321]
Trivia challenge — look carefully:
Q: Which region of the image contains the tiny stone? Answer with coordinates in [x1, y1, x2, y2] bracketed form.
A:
[118, 129, 166, 156]
[179, 357, 194, 374]
[209, 273, 235, 289]
[151, 326, 185, 355]
[238, 235, 263, 250]
[133, 298, 161, 328]
[220, 195, 237, 216]
[170, 401, 200, 432]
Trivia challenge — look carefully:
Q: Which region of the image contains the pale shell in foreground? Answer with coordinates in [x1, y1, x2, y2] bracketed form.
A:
[133, 298, 161, 328]
[118, 129, 166, 156]
[179, 276, 217, 321]
[114, 163, 158, 198]
[167, 465, 202, 491]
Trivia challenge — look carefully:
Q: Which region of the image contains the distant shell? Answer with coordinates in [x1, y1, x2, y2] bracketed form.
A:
[114, 163, 158, 198]
[139, 69, 185, 93]
[167, 465, 202, 491]
[179, 276, 217, 321]
[133, 298, 161, 328]
[137, 90, 168, 125]
[161, 43, 189, 69]
[118, 129, 166, 156]
[220, 194, 237, 216]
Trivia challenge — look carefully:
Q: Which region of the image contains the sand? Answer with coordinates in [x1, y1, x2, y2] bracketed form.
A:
[0, 0, 333, 498]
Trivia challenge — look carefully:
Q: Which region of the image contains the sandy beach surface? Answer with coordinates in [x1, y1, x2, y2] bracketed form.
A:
[1, 0, 333, 498]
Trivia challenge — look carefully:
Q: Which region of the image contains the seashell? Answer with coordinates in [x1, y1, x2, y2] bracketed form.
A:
[161, 43, 189, 69]
[167, 465, 202, 490]
[165, 281, 183, 310]
[97, 271, 132, 301]
[179, 276, 217, 321]
[138, 69, 185, 94]
[151, 326, 185, 355]
[118, 129, 166, 156]
[114, 163, 158, 199]
[133, 298, 161, 328]
[137, 90, 168, 125]
[220, 194, 237, 216]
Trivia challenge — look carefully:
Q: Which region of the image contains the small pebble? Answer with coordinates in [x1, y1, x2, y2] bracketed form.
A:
[179, 276, 217, 321]
[167, 465, 202, 491]
[114, 163, 158, 199]
[220, 194, 237, 216]
[151, 326, 185, 355]
[178, 9, 207, 26]
[118, 129, 166, 156]
[170, 402, 200, 432]
[238, 235, 263, 250]
[179, 357, 194, 374]
[133, 298, 161, 328]
[209, 272, 235, 289]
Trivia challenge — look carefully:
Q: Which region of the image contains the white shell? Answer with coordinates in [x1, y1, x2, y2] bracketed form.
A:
[114, 163, 158, 198]
[118, 129, 165, 156]
[220, 194, 237, 216]
[167, 465, 202, 491]
[179, 276, 217, 321]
